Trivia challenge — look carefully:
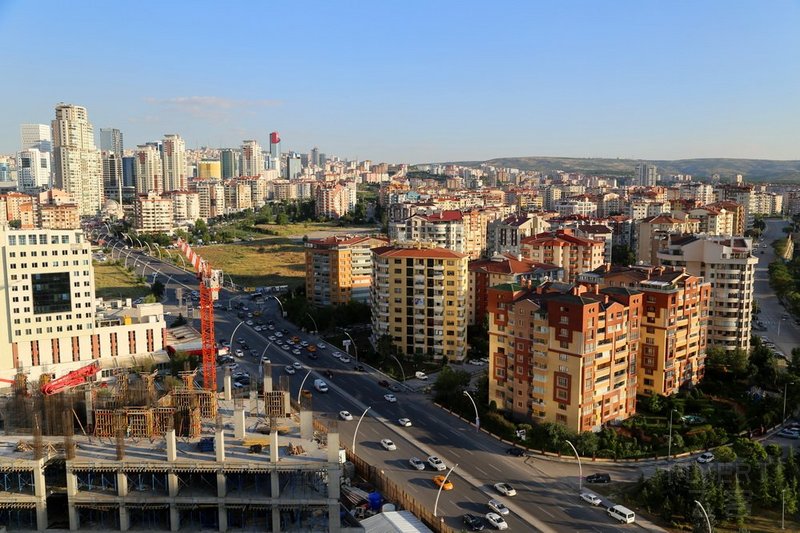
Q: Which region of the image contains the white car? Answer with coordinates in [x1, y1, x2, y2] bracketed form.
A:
[332, 351, 343, 359]
[487, 499, 509, 516]
[340, 356, 351, 363]
[384, 393, 397, 403]
[339, 410, 353, 421]
[282, 344, 291, 351]
[234, 349, 244, 358]
[398, 418, 412, 427]
[697, 452, 715, 464]
[254, 326, 261, 331]
[493, 482, 516, 496]
[485, 512, 508, 530]
[381, 439, 397, 451]
[317, 343, 327, 350]
[268, 335, 276, 341]
[427, 456, 446, 471]
[292, 361, 302, 369]
[275, 332, 283, 337]
[580, 492, 602, 506]
[300, 341, 309, 347]
[260, 357, 271, 365]
[246, 320, 254, 325]
[292, 349, 301, 355]
[284, 365, 296, 375]
[409, 457, 425, 470]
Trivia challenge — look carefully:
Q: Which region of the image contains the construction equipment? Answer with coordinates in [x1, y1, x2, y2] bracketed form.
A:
[175, 238, 222, 391]
[41, 362, 100, 395]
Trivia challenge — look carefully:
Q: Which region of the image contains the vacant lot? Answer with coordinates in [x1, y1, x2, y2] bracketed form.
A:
[253, 222, 380, 239]
[196, 237, 306, 289]
[94, 261, 151, 300]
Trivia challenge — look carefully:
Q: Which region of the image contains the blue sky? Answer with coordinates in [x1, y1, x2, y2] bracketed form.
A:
[1, 0, 798, 163]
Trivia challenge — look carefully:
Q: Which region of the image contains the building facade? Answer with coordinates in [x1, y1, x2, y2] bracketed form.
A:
[134, 192, 174, 234]
[520, 229, 605, 282]
[51, 104, 103, 216]
[135, 144, 163, 194]
[162, 134, 187, 192]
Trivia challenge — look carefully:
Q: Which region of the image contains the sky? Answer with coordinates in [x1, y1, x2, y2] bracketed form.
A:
[1, 0, 799, 163]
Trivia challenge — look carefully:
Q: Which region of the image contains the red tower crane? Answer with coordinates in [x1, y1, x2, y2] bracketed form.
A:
[176, 238, 222, 391]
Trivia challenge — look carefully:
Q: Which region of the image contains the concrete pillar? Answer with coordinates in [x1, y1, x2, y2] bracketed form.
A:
[68, 503, 79, 531]
[166, 429, 177, 461]
[84, 389, 94, 427]
[117, 471, 128, 497]
[249, 389, 258, 415]
[327, 432, 340, 464]
[328, 503, 340, 532]
[66, 470, 78, 497]
[33, 459, 46, 498]
[271, 506, 281, 533]
[218, 504, 228, 532]
[119, 505, 130, 531]
[170, 505, 180, 532]
[217, 472, 226, 497]
[223, 372, 232, 401]
[233, 408, 245, 440]
[167, 473, 179, 497]
[299, 409, 312, 440]
[262, 364, 272, 393]
[270, 427, 279, 462]
[36, 502, 47, 531]
[215, 429, 226, 462]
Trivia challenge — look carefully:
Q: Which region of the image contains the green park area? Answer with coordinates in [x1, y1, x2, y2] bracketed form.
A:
[93, 260, 151, 300]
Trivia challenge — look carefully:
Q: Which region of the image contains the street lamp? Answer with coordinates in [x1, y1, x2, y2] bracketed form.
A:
[305, 313, 318, 335]
[388, 354, 406, 383]
[565, 440, 583, 493]
[352, 406, 371, 455]
[463, 390, 480, 432]
[270, 295, 286, 318]
[668, 408, 678, 461]
[783, 382, 795, 425]
[694, 500, 712, 533]
[433, 463, 458, 517]
[783, 488, 786, 530]
[296, 369, 313, 406]
[229, 321, 246, 347]
[260, 342, 272, 362]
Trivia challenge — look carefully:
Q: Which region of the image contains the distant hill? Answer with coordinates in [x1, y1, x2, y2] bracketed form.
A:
[447, 157, 800, 182]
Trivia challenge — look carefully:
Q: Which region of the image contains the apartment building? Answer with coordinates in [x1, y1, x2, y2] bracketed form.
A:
[305, 235, 389, 306]
[575, 224, 613, 264]
[168, 190, 201, 226]
[388, 210, 465, 252]
[586, 265, 711, 396]
[520, 229, 605, 282]
[635, 215, 699, 265]
[468, 254, 563, 326]
[487, 282, 639, 432]
[673, 206, 736, 236]
[487, 214, 550, 256]
[0, 226, 166, 381]
[370, 244, 468, 361]
[657, 234, 757, 351]
[193, 179, 225, 219]
[134, 192, 173, 233]
[223, 179, 253, 212]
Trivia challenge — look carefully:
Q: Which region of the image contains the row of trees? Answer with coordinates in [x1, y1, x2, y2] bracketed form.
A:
[637, 442, 799, 530]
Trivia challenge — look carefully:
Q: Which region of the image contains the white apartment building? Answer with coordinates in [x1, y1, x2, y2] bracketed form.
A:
[162, 134, 187, 192]
[193, 179, 226, 220]
[658, 234, 757, 351]
[388, 211, 465, 253]
[224, 180, 253, 212]
[168, 191, 200, 226]
[20, 124, 51, 150]
[51, 104, 103, 216]
[16, 147, 51, 193]
[135, 143, 163, 194]
[240, 140, 264, 177]
[487, 214, 550, 257]
[0, 226, 166, 381]
[134, 192, 173, 233]
[555, 197, 597, 217]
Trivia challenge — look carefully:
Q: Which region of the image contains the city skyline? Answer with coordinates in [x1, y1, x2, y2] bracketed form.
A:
[1, 1, 798, 162]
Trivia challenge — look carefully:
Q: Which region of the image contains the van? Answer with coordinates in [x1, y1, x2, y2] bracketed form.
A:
[607, 504, 635, 524]
[415, 371, 428, 380]
[313, 379, 329, 393]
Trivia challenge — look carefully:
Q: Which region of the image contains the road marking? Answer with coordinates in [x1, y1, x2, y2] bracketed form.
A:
[489, 463, 501, 472]
[537, 505, 555, 518]
[475, 466, 488, 476]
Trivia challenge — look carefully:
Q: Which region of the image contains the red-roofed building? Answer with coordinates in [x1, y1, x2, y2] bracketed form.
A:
[388, 210, 466, 253]
[520, 229, 605, 282]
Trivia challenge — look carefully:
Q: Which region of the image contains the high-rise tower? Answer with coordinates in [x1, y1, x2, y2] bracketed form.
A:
[100, 128, 124, 204]
[220, 148, 239, 179]
[240, 140, 264, 177]
[134, 143, 163, 194]
[51, 104, 103, 216]
[162, 134, 187, 191]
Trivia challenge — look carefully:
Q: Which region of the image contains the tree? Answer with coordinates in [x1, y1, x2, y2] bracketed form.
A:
[611, 245, 636, 266]
[691, 503, 715, 533]
[733, 438, 767, 462]
[432, 366, 471, 405]
[714, 445, 737, 463]
[275, 212, 289, 225]
[143, 294, 157, 304]
[729, 475, 748, 526]
[151, 280, 165, 300]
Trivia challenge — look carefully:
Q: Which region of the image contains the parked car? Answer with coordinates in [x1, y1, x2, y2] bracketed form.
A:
[697, 452, 715, 464]
[580, 492, 602, 506]
[586, 473, 611, 484]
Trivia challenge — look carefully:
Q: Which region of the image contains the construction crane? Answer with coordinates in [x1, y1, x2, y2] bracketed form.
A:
[175, 238, 222, 391]
[41, 362, 101, 395]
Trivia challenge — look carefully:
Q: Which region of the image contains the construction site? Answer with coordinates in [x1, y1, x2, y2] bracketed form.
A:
[0, 363, 363, 532]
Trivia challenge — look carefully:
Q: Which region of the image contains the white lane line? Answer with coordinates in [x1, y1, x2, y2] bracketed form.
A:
[474, 466, 488, 477]
[489, 463, 501, 472]
[537, 505, 555, 518]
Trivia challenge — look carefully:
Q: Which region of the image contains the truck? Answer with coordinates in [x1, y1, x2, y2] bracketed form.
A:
[313, 379, 329, 393]
[166, 340, 229, 359]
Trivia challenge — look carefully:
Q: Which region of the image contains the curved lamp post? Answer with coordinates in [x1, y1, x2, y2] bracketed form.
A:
[694, 500, 712, 533]
[433, 463, 458, 517]
[229, 321, 246, 348]
[388, 354, 406, 382]
[305, 313, 318, 335]
[565, 440, 583, 493]
[297, 369, 312, 406]
[260, 342, 272, 361]
[463, 390, 480, 432]
[352, 406, 372, 456]
[270, 295, 286, 318]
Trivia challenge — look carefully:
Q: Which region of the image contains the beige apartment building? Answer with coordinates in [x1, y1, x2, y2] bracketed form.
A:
[520, 229, 604, 282]
[134, 192, 173, 233]
[635, 214, 699, 265]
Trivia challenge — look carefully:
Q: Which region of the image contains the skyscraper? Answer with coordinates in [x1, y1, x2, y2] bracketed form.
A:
[99, 128, 123, 155]
[220, 148, 239, 179]
[134, 143, 163, 194]
[319, 153, 327, 169]
[20, 124, 52, 151]
[51, 103, 103, 216]
[287, 154, 302, 180]
[269, 131, 281, 160]
[240, 140, 264, 177]
[16, 148, 51, 193]
[99, 128, 124, 204]
[311, 147, 320, 167]
[162, 134, 187, 191]
[122, 156, 136, 187]
[635, 162, 658, 187]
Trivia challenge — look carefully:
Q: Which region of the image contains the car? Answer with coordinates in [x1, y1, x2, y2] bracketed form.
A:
[254, 326, 261, 332]
[237, 338, 246, 345]
[308, 353, 319, 360]
[332, 351, 342, 359]
[234, 349, 244, 358]
[409, 457, 425, 470]
[580, 492, 602, 506]
[300, 341, 309, 347]
[415, 371, 428, 380]
[340, 356, 351, 364]
[697, 452, 715, 464]
[223, 362, 238, 371]
[260, 357, 271, 365]
[282, 344, 291, 351]
[487, 499, 509, 516]
[469, 359, 486, 365]
[427, 456, 446, 471]
[485, 512, 508, 530]
[384, 393, 397, 403]
[586, 473, 611, 484]
[250, 349, 258, 357]
[433, 475, 453, 490]
[268, 335, 276, 341]
[292, 349, 302, 356]
[292, 361, 302, 369]
[778, 428, 800, 439]
[287, 339, 295, 346]
[354, 364, 365, 372]
[380, 439, 397, 451]
[317, 343, 327, 350]
[378, 380, 389, 387]
[462, 513, 485, 531]
[389, 384, 401, 392]
[268, 324, 275, 330]
[505, 447, 525, 457]
[493, 482, 516, 496]
[398, 418, 412, 427]
[275, 332, 283, 338]
[284, 366, 296, 375]
[339, 410, 353, 421]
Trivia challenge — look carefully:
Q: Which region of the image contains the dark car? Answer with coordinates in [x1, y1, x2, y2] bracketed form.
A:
[462, 513, 485, 531]
[506, 447, 525, 457]
[378, 380, 389, 387]
[282, 328, 288, 334]
[354, 365, 365, 372]
[586, 473, 611, 484]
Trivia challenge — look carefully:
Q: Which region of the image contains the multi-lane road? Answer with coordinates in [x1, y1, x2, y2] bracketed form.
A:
[102, 235, 657, 532]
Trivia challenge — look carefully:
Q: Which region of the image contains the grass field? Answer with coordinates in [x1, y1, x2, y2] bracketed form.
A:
[196, 236, 306, 288]
[94, 261, 151, 300]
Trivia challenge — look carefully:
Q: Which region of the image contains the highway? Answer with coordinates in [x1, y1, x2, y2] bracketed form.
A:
[100, 234, 642, 532]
